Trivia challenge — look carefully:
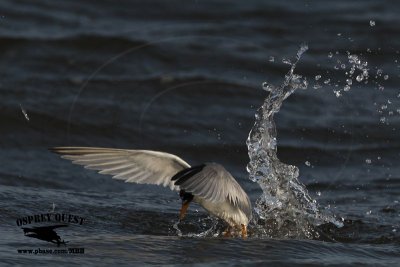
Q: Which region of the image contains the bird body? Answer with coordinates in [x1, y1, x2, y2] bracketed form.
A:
[196, 195, 250, 227]
[52, 147, 252, 237]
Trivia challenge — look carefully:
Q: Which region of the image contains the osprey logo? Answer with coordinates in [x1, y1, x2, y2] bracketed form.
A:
[22, 225, 68, 246]
[16, 209, 85, 247]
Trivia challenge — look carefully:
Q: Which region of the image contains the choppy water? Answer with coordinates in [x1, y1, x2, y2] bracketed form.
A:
[1, 0, 400, 266]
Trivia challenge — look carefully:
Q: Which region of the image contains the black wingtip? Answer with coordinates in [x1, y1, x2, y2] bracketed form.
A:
[49, 147, 63, 154]
[171, 164, 206, 185]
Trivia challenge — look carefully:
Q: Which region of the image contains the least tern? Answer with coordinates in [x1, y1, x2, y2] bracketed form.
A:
[52, 147, 252, 237]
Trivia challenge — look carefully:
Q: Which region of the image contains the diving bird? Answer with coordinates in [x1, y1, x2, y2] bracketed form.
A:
[51, 147, 252, 237]
[22, 225, 68, 246]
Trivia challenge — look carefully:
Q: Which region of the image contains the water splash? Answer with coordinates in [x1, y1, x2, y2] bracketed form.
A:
[173, 221, 183, 237]
[247, 44, 341, 238]
[172, 216, 221, 238]
[19, 104, 30, 121]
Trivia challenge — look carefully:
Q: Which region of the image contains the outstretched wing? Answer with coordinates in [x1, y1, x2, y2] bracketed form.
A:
[173, 163, 252, 219]
[51, 147, 190, 190]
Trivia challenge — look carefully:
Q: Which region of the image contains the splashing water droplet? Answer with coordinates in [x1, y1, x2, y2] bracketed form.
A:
[247, 44, 341, 238]
[282, 58, 292, 65]
[269, 56, 275, 62]
[173, 221, 182, 237]
[262, 82, 274, 92]
[20, 104, 30, 121]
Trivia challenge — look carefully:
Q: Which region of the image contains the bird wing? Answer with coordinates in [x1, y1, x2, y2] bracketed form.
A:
[173, 163, 252, 218]
[51, 147, 190, 191]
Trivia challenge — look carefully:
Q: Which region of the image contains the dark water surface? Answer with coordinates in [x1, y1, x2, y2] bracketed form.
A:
[1, 0, 399, 266]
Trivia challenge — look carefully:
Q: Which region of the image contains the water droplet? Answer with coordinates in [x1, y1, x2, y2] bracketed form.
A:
[341, 64, 346, 69]
[380, 117, 386, 123]
[344, 85, 351, 91]
[324, 79, 330, 84]
[315, 75, 321, 81]
[313, 84, 322, 90]
[337, 33, 342, 36]
[346, 78, 352, 85]
[377, 69, 383, 76]
[305, 161, 311, 166]
[366, 210, 372, 215]
[300, 78, 308, 89]
[334, 90, 342, 97]
[269, 56, 275, 62]
[262, 82, 274, 92]
[369, 20, 375, 27]
[19, 104, 30, 121]
[282, 58, 292, 65]
[317, 191, 321, 196]
[378, 85, 384, 91]
[328, 52, 333, 58]
[262, 82, 268, 88]
[381, 104, 388, 110]
[365, 158, 372, 164]
[384, 74, 389, 80]
[356, 74, 364, 82]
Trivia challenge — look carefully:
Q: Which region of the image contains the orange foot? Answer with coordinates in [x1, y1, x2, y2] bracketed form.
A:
[241, 224, 247, 239]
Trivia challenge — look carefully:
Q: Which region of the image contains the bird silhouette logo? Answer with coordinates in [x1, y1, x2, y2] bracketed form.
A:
[22, 225, 68, 246]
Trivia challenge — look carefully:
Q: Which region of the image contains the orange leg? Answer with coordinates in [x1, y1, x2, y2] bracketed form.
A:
[241, 224, 247, 238]
[179, 201, 190, 221]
